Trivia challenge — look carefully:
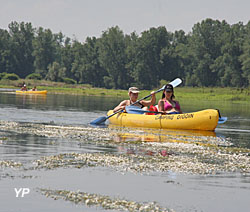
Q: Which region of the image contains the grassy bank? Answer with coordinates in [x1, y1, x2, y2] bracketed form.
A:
[1, 79, 250, 103]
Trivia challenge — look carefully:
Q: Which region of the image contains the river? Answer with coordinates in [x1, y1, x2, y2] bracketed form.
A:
[0, 90, 249, 212]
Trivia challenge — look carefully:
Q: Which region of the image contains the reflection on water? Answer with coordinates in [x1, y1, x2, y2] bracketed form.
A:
[15, 93, 47, 109]
[110, 125, 217, 141]
[0, 91, 250, 212]
[0, 92, 120, 112]
[181, 99, 250, 118]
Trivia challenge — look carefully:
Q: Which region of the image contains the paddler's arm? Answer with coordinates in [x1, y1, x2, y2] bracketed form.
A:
[158, 99, 167, 114]
[113, 100, 128, 112]
[141, 91, 156, 107]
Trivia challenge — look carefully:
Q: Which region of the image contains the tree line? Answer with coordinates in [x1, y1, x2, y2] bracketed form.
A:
[0, 19, 250, 89]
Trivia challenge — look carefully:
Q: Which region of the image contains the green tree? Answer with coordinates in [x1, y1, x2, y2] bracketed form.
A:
[98, 26, 128, 89]
[2, 73, 20, 80]
[8, 21, 35, 78]
[124, 32, 140, 87]
[58, 37, 75, 79]
[78, 37, 106, 87]
[0, 29, 15, 73]
[46, 61, 66, 81]
[32, 27, 57, 77]
[211, 22, 246, 87]
[186, 19, 230, 86]
[160, 30, 187, 84]
[128, 26, 171, 89]
[70, 40, 85, 83]
[240, 22, 250, 86]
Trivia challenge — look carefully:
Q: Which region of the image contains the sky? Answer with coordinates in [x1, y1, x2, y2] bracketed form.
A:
[0, 0, 249, 42]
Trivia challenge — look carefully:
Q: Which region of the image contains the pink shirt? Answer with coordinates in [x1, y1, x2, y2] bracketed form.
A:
[164, 100, 181, 111]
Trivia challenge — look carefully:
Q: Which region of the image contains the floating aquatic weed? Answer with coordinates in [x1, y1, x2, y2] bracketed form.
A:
[39, 188, 174, 212]
[143, 142, 250, 174]
[0, 120, 232, 147]
[0, 160, 23, 168]
[1, 121, 249, 174]
[0, 173, 15, 179]
[0, 137, 8, 143]
[0, 121, 116, 144]
[33, 149, 250, 175]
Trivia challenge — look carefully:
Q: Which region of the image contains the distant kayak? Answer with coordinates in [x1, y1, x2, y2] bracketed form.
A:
[16, 90, 47, 95]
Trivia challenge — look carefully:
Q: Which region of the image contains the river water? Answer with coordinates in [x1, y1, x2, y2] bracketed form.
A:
[0, 91, 249, 212]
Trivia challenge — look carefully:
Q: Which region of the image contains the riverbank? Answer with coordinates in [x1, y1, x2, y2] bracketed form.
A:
[1, 79, 250, 103]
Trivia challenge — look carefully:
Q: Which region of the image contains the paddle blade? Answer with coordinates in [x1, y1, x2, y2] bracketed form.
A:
[170, 78, 182, 88]
[90, 116, 107, 125]
[218, 117, 227, 124]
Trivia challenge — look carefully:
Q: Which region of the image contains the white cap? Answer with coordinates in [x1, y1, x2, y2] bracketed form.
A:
[128, 87, 140, 93]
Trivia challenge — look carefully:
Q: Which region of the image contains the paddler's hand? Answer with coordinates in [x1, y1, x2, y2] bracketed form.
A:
[117, 105, 126, 112]
[150, 91, 156, 106]
[114, 105, 126, 113]
[121, 105, 126, 111]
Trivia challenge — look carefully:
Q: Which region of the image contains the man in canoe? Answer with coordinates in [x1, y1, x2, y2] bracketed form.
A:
[113, 87, 156, 112]
[20, 84, 28, 91]
[158, 84, 182, 114]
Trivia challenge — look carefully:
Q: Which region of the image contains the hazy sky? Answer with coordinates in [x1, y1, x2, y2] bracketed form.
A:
[0, 0, 249, 41]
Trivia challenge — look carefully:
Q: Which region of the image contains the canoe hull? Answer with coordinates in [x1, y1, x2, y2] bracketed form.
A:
[16, 90, 47, 95]
[107, 109, 219, 131]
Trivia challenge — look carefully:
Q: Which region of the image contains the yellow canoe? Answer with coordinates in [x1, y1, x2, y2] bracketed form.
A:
[16, 90, 47, 95]
[107, 109, 219, 131]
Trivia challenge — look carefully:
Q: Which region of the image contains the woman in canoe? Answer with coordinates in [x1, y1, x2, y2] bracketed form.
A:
[113, 87, 156, 112]
[158, 84, 182, 114]
[31, 86, 37, 91]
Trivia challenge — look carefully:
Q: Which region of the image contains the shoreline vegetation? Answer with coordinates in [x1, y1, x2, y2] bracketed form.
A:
[0, 79, 250, 103]
[1, 20, 250, 90]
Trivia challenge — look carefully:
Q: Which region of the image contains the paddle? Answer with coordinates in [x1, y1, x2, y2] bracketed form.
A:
[125, 106, 163, 114]
[90, 78, 182, 125]
[216, 109, 228, 124]
[218, 117, 227, 124]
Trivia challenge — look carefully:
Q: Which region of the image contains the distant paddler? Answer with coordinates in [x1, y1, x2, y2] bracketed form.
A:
[20, 83, 28, 91]
[30, 86, 37, 91]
